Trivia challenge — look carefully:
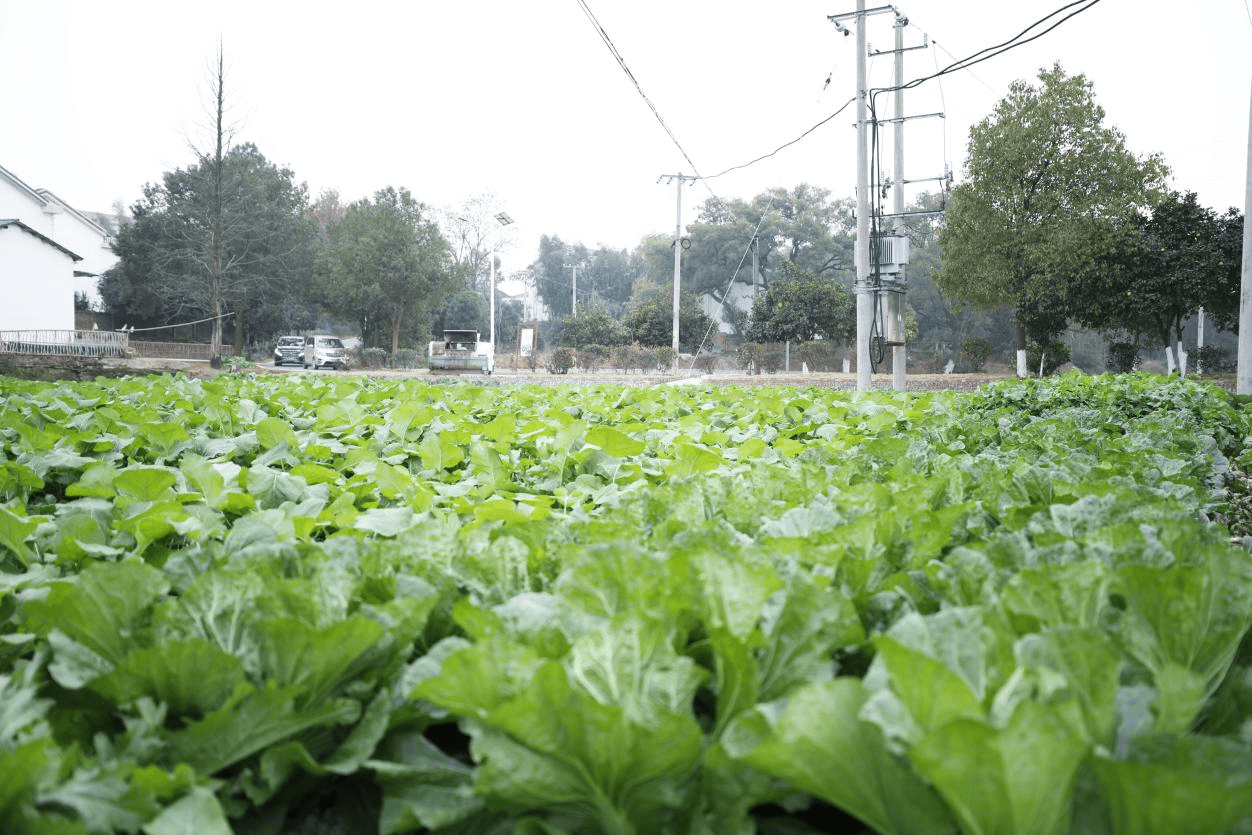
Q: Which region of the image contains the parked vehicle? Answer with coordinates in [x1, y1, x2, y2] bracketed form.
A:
[273, 335, 304, 367]
[303, 335, 350, 370]
[428, 329, 493, 374]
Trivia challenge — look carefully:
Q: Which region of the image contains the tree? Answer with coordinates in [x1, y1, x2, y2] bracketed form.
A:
[936, 64, 1168, 376]
[744, 262, 855, 344]
[685, 185, 854, 299]
[531, 236, 589, 319]
[101, 142, 316, 348]
[314, 187, 456, 353]
[558, 305, 624, 348]
[529, 237, 634, 319]
[622, 288, 713, 350]
[1068, 191, 1241, 373]
[102, 47, 316, 355]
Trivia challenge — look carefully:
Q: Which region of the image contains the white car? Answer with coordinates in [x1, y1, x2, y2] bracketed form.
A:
[303, 335, 351, 370]
[273, 335, 304, 366]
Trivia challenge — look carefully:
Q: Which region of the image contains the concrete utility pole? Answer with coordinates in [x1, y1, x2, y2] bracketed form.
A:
[854, 1, 872, 390]
[563, 263, 578, 316]
[489, 212, 513, 348]
[659, 173, 698, 364]
[1239, 77, 1252, 394]
[891, 14, 907, 391]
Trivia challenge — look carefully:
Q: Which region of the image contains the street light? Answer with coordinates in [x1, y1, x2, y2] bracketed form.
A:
[489, 212, 514, 349]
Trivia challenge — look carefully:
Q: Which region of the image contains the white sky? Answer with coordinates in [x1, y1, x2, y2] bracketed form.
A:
[3, 0, 1251, 278]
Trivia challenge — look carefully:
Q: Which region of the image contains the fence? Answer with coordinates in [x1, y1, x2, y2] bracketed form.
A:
[127, 341, 240, 360]
[0, 329, 129, 358]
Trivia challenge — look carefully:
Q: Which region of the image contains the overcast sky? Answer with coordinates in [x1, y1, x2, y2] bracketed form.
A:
[3, 0, 1250, 278]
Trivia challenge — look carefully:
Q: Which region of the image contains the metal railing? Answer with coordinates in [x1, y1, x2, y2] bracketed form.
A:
[0, 329, 130, 358]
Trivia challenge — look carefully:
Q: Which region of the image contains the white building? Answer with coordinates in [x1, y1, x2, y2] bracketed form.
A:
[0, 163, 117, 331]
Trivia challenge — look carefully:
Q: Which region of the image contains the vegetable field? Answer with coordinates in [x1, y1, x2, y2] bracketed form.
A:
[2, 371, 1252, 835]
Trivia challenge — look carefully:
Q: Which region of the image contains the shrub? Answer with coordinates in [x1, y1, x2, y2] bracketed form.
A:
[1106, 341, 1140, 373]
[1197, 345, 1234, 374]
[960, 338, 993, 372]
[1027, 340, 1071, 376]
[737, 342, 763, 374]
[693, 352, 720, 373]
[579, 344, 610, 372]
[355, 346, 387, 369]
[390, 349, 422, 369]
[546, 347, 574, 374]
[795, 340, 841, 372]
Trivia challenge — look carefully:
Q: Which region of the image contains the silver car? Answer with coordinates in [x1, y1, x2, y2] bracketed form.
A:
[303, 335, 351, 370]
[273, 335, 304, 366]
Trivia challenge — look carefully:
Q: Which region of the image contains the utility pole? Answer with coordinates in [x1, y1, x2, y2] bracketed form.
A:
[659, 173, 698, 365]
[1239, 77, 1252, 394]
[489, 212, 513, 347]
[563, 263, 578, 316]
[891, 14, 907, 391]
[833, 3, 937, 390]
[854, 1, 872, 390]
[751, 235, 760, 299]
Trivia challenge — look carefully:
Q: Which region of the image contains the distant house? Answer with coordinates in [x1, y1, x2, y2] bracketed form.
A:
[0, 163, 118, 331]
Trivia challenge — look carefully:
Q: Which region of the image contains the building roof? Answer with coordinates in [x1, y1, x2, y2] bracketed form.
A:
[0, 218, 83, 261]
[0, 164, 51, 210]
[36, 189, 113, 239]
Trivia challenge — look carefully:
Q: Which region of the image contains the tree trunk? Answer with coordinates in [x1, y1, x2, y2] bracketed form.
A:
[1014, 316, 1028, 378]
[1164, 344, 1177, 374]
[391, 313, 402, 355]
[234, 306, 245, 358]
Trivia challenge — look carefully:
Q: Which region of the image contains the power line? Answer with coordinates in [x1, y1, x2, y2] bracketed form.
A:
[705, 0, 1103, 184]
[573, 0, 705, 180]
[887, 0, 1105, 95]
[704, 97, 857, 180]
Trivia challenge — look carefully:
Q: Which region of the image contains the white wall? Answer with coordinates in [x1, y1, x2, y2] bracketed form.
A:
[0, 224, 76, 331]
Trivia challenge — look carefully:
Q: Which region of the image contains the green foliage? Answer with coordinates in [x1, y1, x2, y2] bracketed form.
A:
[937, 64, 1169, 350]
[1071, 191, 1242, 351]
[683, 184, 855, 296]
[1107, 340, 1141, 373]
[0, 372, 1250, 833]
[959, 338, 993, 372]
[745, 261, 855, 344]
[314, 187, 456, 353]
[529, 238, 634, 320]
[577, 344, 610, 371]
[1027, 339, 1072, 376]
[101, 142, 317, 348]
[621, 290, 712, 350]
[545, 347, 574, 374]
[557, 306, 624, 349]
[1198, 345, 1234, 374]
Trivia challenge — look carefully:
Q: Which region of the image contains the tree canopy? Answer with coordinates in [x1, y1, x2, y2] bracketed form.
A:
[1066, 191, 1243, 367]
[684, 185, 854, 299]
[936, 64, 1169, 366]
[744, 262, 855, 344]
[101, 142, 316, 348]
[621, 288, 713, 351]
[313, 187, 456, 352]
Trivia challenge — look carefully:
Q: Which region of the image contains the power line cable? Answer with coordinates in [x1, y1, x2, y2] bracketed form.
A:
[573, 0, 705, 180]
[704, 97, 856, 180]
[706, 0, 1103, 184]
[689, 197, 779, 363]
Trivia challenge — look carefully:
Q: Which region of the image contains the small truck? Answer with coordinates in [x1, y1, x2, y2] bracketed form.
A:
[427, 329, 494, 374]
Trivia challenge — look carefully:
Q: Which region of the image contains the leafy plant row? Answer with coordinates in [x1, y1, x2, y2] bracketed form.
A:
[1, 371, 1251, 835]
